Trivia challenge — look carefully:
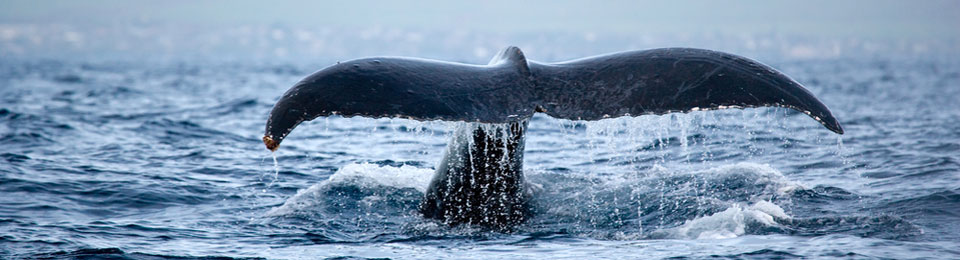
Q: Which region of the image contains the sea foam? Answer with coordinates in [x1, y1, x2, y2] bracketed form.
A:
[267, 163, 434, 216]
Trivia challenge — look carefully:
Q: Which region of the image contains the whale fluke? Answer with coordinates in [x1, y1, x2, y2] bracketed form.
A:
[531, 48, 843, 134]
[263, 46, 843, 229]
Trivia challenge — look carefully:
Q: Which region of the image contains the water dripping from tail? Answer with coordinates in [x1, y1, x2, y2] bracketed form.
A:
[268, 152, 280, 186]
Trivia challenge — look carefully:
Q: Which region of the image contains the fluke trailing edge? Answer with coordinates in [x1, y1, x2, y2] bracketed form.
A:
[263, 46, 843, 229]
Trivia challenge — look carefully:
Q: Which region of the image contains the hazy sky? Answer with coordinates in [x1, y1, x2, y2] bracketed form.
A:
[3, 0, 958, 39]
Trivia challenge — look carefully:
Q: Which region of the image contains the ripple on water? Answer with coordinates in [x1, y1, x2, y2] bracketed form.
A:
[2, 58, 959, 258]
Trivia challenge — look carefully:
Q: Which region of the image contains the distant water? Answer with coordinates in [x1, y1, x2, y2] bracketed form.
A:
[2, 54, 959, 259]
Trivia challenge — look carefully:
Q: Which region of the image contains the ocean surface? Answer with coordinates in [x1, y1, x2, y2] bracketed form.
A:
[2, 35, 960, 258]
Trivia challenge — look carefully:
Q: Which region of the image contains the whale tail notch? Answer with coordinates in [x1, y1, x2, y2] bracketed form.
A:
[488, 46, 531, 76]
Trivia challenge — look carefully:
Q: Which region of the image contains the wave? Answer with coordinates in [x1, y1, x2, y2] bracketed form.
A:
[267, 163, 434, 217]
[666, 200, 789, 240]
[259, 161, 921, 242]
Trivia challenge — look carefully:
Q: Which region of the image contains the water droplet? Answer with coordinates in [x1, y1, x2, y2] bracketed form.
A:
[272, 152, 280, 182]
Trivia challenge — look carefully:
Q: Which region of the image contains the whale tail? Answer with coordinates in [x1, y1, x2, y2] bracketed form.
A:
[264, 46, 840, 150]
[262, 46, 842, 229]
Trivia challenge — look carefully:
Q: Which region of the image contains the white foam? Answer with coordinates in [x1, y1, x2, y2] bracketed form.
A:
[266, 163, 434, 216]
[750, 200, 791, 221]
[671, 200, 790, 240]
[326, 163, 434, 193]
[662, 164, 799, 240]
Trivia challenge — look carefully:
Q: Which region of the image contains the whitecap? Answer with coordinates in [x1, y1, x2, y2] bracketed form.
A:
[670, 200, 790, 240]
[325, 163, 434, 193]
[266, 163, 433, 216]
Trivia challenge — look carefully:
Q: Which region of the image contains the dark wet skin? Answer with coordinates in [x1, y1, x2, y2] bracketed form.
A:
[263, 46, 842, 230]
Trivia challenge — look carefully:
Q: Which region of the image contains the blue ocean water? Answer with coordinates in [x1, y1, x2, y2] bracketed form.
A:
[2, 32, 960, 259]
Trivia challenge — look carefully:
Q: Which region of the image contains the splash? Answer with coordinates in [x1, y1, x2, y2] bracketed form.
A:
[669, 200, 790, 240]
[266, 163, 434, 216]
[325, 163, 433, 193]
[526, 162, 805, 240]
